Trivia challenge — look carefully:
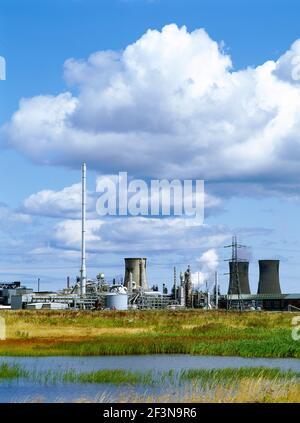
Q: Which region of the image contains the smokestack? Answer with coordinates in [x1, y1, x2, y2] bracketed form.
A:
[185, 265, 193, 308]
[80, 162, 87, 296]
[124, 258, 148, 290]
[228, 261, 251, 294]
[257, 260, 281, 294]
[173, 267, 177, 300]
[215, 272, 218, 309]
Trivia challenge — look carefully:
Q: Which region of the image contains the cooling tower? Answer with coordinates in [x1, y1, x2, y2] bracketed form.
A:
[257, 260, 281, 294]
[228, 261, 251, 295]
[124, 258, 148, 290]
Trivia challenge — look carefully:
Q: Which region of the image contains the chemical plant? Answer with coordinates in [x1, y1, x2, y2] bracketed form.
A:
[0, 164, 299, 312]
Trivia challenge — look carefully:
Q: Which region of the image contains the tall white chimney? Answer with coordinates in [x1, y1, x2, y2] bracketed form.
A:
[215, 271, 218, 309]
[80, 162, 87, 296]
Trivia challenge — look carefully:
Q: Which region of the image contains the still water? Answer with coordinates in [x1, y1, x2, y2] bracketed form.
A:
[0, 355, 299, 403]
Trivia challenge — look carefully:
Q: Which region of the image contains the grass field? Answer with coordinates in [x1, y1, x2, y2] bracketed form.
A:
[0, 309, 299, 357]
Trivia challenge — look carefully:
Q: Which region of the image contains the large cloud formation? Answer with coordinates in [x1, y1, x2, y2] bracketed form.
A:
[22, 183, 97, 219]
[3, 24, 300, 182]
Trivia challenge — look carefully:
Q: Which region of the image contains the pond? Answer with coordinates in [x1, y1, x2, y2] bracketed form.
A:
[0, 355, 299, 403]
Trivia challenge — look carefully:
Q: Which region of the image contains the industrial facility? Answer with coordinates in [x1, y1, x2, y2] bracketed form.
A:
[0, 164, 299, 312]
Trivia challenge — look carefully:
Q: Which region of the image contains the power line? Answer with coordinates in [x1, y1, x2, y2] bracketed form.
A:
[224, 235, 247, 311]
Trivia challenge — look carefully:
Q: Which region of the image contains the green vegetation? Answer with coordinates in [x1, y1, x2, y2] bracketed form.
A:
[0, 362, 28, 380]
[0, 362, 299, 402]
[61, 369, 155, 385]
[0, 362, 299, 385]
[0, 363, 155, 384]
[0, 310, 299, 357]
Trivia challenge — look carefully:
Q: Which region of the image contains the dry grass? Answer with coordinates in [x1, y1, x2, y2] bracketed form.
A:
[123, 379, 300, 403]
[0, 309, 299, 357]
[9, 324, 146, 339]
[68, 378, 300, 403]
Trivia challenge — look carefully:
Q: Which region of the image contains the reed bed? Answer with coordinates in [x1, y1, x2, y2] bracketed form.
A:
[0, 310, 299, 357]
[121, 379, 300, 403]
[1, 362, 299, 402]
[0, 362, 299, 384]
[0, 362, 28, 379]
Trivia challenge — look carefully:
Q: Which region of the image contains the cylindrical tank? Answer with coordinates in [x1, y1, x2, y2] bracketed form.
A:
[105, 293, 128, 310]
[257, 260, 281, 294]
[124, 258, 148, 290]
[228, 261, 251, 294]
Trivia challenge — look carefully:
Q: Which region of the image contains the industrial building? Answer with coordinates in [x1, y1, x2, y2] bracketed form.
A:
[219, 293, 300, 311]
[257, 260, 281, 294]
[223, 258, 300, 311]
[124, 258, 148, 291]
[1, 255, 299, 312]
[228, 261, 251, 295]
[0, 282, 33, 308]
[0, 164, 299, 313]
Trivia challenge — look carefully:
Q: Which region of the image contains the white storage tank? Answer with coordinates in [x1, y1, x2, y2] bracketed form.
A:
[105, 293, 128, 310]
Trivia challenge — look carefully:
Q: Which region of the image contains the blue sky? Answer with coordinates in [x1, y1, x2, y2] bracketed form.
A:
[1, 0, 300, 293]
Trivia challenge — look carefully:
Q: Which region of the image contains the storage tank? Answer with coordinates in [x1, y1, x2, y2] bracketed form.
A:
[105, 293, 128, 310]
[257, 260, 281, 294]
[228, 261, 251, 294]
[124, 258, 148, 290]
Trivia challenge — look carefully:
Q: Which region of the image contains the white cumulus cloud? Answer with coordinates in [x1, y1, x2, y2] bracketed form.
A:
[23, 183, 96, 218]
[50, 216, 231, 255]
[2, 24, 300, 187]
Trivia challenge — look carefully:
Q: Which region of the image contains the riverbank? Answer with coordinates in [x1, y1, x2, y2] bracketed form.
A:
[0, 310, 299, 357]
